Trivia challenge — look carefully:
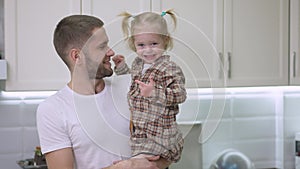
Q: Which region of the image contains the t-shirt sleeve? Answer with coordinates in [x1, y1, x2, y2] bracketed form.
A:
[36, 101, 71, 154]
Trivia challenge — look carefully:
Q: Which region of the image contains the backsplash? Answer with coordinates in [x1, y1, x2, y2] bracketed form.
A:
[284, 91, 300, 169]
[1, 87, 300, 169]
[177, 86, 300, 169]
[0, 91, 54, 169]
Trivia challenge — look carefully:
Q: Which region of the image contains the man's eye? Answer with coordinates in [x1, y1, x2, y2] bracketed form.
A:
[99, 42, 108, 49]
[99, 45, 107, 50]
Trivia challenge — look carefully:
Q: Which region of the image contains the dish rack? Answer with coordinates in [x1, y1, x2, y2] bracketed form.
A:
[17, 158, 47, 169]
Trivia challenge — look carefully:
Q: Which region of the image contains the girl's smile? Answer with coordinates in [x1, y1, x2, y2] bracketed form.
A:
[134, 33, 166, 64]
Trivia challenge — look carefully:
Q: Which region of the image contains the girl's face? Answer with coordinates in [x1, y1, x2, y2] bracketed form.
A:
[133, 33, 166, 64]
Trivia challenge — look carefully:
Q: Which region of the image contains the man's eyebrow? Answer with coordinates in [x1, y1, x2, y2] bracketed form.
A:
[98, 40, 108, 47]
[102, 40, 109, 44]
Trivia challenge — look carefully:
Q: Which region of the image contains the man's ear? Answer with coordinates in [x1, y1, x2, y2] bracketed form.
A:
[70, 48, 80, 62]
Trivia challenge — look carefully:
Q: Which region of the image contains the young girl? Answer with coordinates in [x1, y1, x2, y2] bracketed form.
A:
[113, 10, 186, 165]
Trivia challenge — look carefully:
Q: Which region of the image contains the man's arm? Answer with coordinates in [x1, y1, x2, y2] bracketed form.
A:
[103, 156, 164, 169]
[154, 158, 171, 169]
[45, 148, 74, 169]
[44, 148, 168, 169]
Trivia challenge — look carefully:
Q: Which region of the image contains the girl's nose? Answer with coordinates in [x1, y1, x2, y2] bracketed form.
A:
[144, 46, 153, 53]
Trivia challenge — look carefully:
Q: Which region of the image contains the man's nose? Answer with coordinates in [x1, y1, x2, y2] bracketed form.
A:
[106, 48, 115, 57]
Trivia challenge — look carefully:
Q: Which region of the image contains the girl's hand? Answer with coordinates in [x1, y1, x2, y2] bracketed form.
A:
[112, 55, 125, 68]
[135, 76, 155, 97]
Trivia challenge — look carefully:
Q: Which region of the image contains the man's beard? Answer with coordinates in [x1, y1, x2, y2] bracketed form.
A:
[85, 56, 113, 79]
[93, 63, 113, 79]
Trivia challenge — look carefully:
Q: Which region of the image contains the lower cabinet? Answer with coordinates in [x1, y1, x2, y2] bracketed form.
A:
[170, 122, 202, 169]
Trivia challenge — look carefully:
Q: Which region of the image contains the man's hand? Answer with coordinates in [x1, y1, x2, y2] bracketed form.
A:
[110, 156, 160, 169]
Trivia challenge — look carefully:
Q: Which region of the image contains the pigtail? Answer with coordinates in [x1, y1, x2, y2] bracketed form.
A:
[165, 9, 177, 30]
[161, 9, 177, 50]
[118, 11, 132, 40]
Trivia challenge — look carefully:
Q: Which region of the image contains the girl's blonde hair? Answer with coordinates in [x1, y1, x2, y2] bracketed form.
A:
[119, 9, 177, 51]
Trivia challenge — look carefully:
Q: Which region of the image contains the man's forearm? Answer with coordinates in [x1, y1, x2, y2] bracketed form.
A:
[102, 157, 160, 169]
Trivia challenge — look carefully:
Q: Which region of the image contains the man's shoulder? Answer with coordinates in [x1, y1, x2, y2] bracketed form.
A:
[38, 86, 70, 109]
[105, 74, 131, 88]
[104, 75, 131, 99]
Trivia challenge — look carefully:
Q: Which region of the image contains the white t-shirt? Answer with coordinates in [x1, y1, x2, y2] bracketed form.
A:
[36, 76, 131, 169]
[142, 63, 152, 75]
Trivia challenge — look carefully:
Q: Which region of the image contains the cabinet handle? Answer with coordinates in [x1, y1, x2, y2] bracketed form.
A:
[218, 52, 224, 79]
[293, 51, 297, 77]
[227, 52, 232, 79]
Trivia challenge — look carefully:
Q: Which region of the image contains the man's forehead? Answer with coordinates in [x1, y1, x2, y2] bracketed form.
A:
[89, 27, 108, 43]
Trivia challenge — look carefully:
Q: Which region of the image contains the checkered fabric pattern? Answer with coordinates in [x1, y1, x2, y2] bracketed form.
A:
[115, 55, 186, 162]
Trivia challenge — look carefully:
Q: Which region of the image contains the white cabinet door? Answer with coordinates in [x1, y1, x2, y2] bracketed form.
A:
[152, 0, 224, 88]
[4, 0, 80, 91]
[224, 0, 289, 87]
[290, 0, 300, 85]
[154, 0, 289, 88]
[82, 0, 151, 73]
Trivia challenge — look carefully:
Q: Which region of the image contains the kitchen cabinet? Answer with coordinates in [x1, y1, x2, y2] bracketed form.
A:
[222, 0, 289, 87]
[2, 0, 156, 91]
[81, 0, 151, 72]
[82, 0, 223, 88]
[3, 0, 80, 91]
[290, 0, 300, 85]
[152, 0, 224, 88]
[2, 0, 290, 90]
[2, 0, 162, 91]
[155, 0, 289, 87]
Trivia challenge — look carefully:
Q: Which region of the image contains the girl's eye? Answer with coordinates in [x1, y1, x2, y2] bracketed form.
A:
[137, 44, 145, 47]
[152, 43, 158, 46]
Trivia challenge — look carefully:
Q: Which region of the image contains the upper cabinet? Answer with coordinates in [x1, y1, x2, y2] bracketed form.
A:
[1, 0, 292, 90]
[3, 0, 151, 91]
[223, 0, 289, 87]
[152, 0, 224, 88]
[290, 0, 300, 85]
[3, 0, 81, 91]
[83, 0, 224, 88]
[151, 0, 289, 87]
[82, 0, 151, 73]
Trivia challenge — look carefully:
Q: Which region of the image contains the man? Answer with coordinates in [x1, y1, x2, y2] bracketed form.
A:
[36, 15, 169, 169]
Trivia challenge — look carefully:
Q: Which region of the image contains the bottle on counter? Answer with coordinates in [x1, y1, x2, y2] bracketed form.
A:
[34, 146, 45, 166]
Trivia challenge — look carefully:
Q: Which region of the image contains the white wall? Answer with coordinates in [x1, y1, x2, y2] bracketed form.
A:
[0, 87, 300, 169]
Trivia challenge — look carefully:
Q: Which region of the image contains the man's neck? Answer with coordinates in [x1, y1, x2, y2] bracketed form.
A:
[68, 79, 105, 95]
[94, 79, 105, 94]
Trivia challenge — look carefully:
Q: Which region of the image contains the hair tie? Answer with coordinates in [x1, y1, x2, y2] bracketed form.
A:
[161, 11, 167, 17]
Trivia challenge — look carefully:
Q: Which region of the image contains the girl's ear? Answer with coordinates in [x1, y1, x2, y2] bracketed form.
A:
[164, 35, 171, 50]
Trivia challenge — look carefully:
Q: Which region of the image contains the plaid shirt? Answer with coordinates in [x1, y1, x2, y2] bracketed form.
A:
[115, 55, 186, 162]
